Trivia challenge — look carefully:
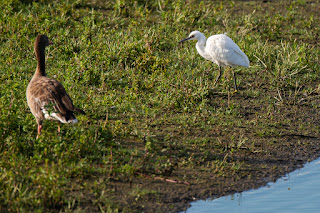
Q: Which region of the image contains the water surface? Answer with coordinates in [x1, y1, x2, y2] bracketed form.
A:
[187, 158, 320, 213]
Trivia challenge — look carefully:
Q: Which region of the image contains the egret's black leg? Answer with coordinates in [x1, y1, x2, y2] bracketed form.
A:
[232, 69, 238, 92]
[213, 66, 221, 85]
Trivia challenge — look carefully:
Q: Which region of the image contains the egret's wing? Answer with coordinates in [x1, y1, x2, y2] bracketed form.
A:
[230, 46, 250, 67]
[206, 34, 249, 67]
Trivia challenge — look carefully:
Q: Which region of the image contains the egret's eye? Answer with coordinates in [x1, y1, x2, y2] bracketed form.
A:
[190, 35, 195, 38]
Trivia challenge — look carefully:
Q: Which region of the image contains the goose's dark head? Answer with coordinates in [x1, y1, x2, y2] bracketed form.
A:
[35, 34, 53, 48]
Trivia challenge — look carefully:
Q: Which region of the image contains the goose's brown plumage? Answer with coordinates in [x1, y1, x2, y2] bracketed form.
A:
[26, 35, 85, 138]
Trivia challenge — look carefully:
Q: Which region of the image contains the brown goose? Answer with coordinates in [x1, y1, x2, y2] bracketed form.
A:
[26, 35, 85, 138]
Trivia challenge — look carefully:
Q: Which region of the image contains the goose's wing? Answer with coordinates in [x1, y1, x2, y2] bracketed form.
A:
[27, 76, 80, 123]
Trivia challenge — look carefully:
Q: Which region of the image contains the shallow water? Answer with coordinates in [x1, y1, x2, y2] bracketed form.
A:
[187, 158, 320, 213]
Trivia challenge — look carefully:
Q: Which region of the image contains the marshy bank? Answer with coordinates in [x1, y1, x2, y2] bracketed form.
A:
[1, 0, 320, 212]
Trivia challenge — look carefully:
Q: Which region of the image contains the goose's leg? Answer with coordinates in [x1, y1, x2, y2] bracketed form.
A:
[57, 121, 62, 135]
[213, 66, 221, 85]
[37, 124, 43, 139]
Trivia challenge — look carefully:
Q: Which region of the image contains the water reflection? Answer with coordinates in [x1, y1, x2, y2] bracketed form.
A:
[187, 158, 320, 213]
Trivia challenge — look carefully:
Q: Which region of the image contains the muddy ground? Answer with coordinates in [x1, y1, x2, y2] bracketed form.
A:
[73, 85, 320, 213]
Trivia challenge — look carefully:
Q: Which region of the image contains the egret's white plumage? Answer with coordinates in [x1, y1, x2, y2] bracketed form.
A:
[179, 31, 249, 90]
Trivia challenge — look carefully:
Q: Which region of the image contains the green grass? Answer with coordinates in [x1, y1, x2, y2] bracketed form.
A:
[1, 0, 320, 212]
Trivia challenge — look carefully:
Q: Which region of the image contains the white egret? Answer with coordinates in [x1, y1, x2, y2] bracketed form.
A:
[179, 31, 249, 91]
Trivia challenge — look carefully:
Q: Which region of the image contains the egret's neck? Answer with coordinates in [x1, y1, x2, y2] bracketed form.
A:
[195, 36, 211, 61]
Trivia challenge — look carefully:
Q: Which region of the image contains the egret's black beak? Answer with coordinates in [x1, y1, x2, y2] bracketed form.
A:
[178, 37, 192, 43]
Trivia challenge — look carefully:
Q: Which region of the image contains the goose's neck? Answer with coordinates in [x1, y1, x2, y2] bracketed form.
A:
[34, 45, 46, 76]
